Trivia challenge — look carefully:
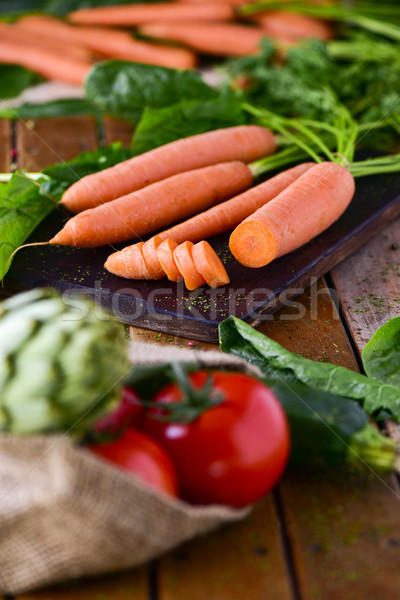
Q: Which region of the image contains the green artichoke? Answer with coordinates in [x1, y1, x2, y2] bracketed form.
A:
[0, 288, 130, 435]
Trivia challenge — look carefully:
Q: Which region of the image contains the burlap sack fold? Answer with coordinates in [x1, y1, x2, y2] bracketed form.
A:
[0, 342, 261, 595]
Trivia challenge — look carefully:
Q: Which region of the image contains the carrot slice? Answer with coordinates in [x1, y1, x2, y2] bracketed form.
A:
[191, 241, 230, 288]
[156, 239, 182, 282]
[105, 242, 152, 279]
[173, 242, 206, 291]
[142, 236, 165, 280]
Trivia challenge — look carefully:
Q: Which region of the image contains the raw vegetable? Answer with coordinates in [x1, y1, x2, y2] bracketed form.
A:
[138, 21, 270, 57]
[229, 161, 355, 267]
[141, 369, 290, 507]
[69, 2, 235, 25]
[88, 428, 178, 497]
[172, 241, 206, 291]
[252, 10, 333, 41]
[16, 15, 197, 69]
[141, 236, 165, 280]
[156, 238, 181, 283]
[94, 386, 143, 436]
[191, 241, 230, 288]
[219, 316, 400, 422]
[0, 288, 130, 435]
[362, 317, 400, 387]
[53, 161, 254, 247]
[0, 64, 40, 99]
[61, 125, 275, 213]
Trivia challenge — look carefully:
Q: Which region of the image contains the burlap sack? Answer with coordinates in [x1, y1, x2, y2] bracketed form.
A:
[0, 342, 262, 595]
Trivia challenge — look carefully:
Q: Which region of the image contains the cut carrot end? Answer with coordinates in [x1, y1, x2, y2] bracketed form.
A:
[191, 241, 230, 288]
[229, 220, 277, 268]
[173, 241, 206, 291]
[105, 242, 152, 279]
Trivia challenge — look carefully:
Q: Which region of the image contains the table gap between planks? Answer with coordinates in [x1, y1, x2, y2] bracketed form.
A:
[1, 115, 400, 600]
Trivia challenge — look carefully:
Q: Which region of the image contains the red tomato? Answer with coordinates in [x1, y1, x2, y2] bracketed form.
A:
[94, 386, 143, 435]
[88, 429, 178, 497]
[141, 371, 290, 508]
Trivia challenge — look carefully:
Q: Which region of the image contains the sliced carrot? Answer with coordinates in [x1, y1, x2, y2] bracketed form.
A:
[139, 21, 268, 57]
[15, 16, 196, 70]
[0, 38, 90, 86]
[173, 241, 206, 291]
[156, 238, 182, 282]
[157, 163, 314, 245]
[229, 162, 355, 268]
[142, 236, 165, 280]
[253, 11, 333, 41]
[51, 161, 253, 248]
[68, 2, 234, 26]
[61, 125, 275, 213]
[191, 241, 230, 288]
[105, 242, 152, 279]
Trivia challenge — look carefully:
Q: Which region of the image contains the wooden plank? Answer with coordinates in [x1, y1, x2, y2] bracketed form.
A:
[103, 116, 134, 148]
[331, 216, 400, 350]
[0, 119, 12, 172]
[15, 570, 148, 600]
[4, 167, 400, 342]
[17, 116, 98, 171]
[158, 498, 293, 600]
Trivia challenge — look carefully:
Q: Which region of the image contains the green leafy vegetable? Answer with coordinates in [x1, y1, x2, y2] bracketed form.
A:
[0, 65, 41, 100]
[362, 317, 400, 387]
[85, 61, 218, 123]
[219, 316, 400, 421]
[131, 92, 246, 155]
[0, 98, 102, 120]
[46, 0, 157, 17]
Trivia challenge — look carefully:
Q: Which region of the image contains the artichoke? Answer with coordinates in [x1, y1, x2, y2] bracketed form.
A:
[0, 288, 130, 435]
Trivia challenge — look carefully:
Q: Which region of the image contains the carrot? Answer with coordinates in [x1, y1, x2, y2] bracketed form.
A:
[68, 2, 235, 26]
[16, 16, 196, 70]
[229, 162, 355, 268]
[158, 162, 314, 244]
[191, 241, 230, 288]
[252, 10, 333, 41]
[105, 242, 153, 279]
[51, 161, 253, 248]
[0, 22, 93, 63]
[138, 21, 268, 57]
[156, 238, 182, 282]
[0, 38, 91, 86]
[142, 236, 165, 279]
[173, 241, 206, 291]
[61, 125, 276, 213]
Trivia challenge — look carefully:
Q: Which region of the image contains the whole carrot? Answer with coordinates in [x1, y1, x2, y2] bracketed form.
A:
[252, 10, 333, 41]
[229, 162, 355, 268]
[139, 21, 268, 57]
[68, 2, 235, 26]
[102, 163, 314, 280]
[16, 16, 196, 70]
[51, 162, 253, 247]
[61, 126, 276, 213]
[0, 38, 91, 86]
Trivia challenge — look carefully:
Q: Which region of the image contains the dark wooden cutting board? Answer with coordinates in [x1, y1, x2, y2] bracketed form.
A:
[4, 170, 400, 342]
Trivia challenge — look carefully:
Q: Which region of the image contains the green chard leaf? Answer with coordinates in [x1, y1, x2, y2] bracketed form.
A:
[85, 60, 218, 123]
[362, 317, 400, 386]
[219, 317, 400, 421]
[131, 92, 246, 155]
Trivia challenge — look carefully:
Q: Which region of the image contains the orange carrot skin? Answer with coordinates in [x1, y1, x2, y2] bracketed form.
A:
[253, 11, 333, 41]
[68, 2, 235, 26]
[156, 239, 182, 282]
[105, 242, 152, 279]
[191, 241, 230, 288]
[229, 162, 355, 268]
[0, 38, 90, 86]
[61, 125, 276, 213]
[158, 163, 315, 245]
[15, 16, 196, 70]
[142, 236, 165, 279]
[173, 241, 206, 291]
[52, 161, 253, 248]
[139, 22, 268, 57]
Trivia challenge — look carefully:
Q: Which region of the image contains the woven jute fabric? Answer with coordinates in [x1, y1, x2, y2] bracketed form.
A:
[0, 342, 260, 594]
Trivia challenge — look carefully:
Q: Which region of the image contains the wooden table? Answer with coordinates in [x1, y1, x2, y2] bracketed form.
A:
[2, 116, 400, 600]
